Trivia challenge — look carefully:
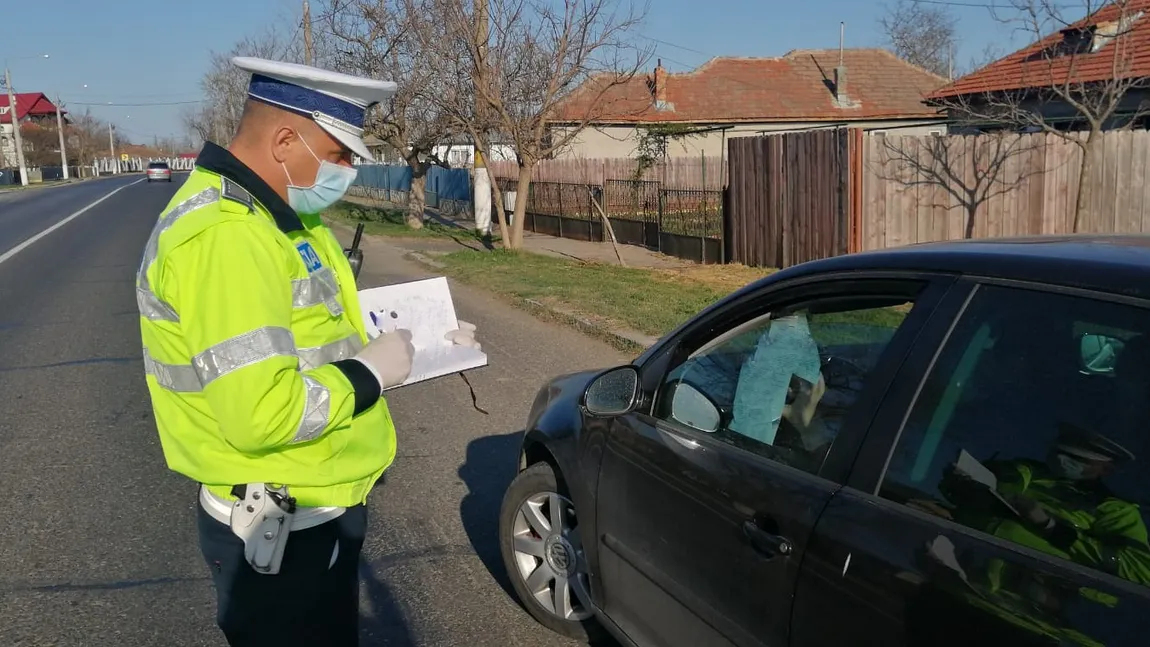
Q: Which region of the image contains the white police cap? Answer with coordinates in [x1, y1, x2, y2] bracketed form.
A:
[231, 56, 397, 162]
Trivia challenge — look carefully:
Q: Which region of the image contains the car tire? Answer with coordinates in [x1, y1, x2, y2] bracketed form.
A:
[499, 461, 609, 643]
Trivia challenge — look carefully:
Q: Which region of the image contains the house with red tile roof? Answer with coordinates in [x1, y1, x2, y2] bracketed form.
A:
[927, 0, 1150, 132]
[548, 49, 949, 159]
[1, 92, 68, 167]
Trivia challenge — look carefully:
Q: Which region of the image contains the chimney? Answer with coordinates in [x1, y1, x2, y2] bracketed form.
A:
[653, 59, 668, 109]
[834, 22, 850, 107]
[834, 65, 848, 104]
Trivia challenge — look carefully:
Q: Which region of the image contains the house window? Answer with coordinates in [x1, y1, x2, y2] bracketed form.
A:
[869, 130, 887, 138]
[928, 129, 943, 137]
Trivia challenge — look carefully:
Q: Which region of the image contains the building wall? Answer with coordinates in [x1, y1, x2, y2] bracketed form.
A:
[944, 89, 1150, 133]
[550, 119, 946, 159]
[1, 124, 14, 165]
[429, 143, 516, 167]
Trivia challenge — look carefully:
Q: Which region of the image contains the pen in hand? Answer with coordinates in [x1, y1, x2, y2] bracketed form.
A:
[369, 311, 385, 336]
[370, 310, 400, 336]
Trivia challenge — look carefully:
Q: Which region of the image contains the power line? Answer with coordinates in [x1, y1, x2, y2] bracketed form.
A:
[638, 35, 713, 58]
[68, 100, 204, 107]
[908, 0, 1081, 7]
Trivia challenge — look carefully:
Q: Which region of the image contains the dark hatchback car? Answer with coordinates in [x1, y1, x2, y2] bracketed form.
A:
[498, 236, 1150, 647]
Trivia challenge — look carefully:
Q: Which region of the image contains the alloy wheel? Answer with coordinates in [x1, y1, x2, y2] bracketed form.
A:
[509, 491, 594, 622]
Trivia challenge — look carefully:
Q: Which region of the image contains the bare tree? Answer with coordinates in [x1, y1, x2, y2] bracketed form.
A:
[936, 0, 1150, 231]
[415, 0, 653, 249]
[318, 0, 455, 229]
[880, 0, 961, 78]
[182, 18, 311, 146]
[61, 108, 110, 166]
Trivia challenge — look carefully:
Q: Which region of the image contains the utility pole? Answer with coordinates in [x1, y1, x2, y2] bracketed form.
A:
[472, 0, 492, 235]
[109, 122, 117, 175]
[5, 68, 30, 186]
[55, 95, 68, 180]
[303, 1, 314, 66]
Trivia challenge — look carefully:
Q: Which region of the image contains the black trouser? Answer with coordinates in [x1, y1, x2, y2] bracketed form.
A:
[197, 501, 367, 647]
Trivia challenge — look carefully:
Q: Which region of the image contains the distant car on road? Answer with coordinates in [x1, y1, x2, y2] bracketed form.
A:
[146, 161, 172, 183]
[498, 236, 1150, 647]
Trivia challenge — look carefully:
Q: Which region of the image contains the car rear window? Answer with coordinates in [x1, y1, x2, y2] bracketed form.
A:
[148, 163, 169, 169]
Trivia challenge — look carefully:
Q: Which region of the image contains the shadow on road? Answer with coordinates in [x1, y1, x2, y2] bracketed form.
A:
[458, 431, 623, 647]
[458, 430, 524, 599]
[359, 559, 418, 647]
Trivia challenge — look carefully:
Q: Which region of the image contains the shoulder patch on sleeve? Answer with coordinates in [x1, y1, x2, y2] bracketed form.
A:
[220, 177, 254, 211]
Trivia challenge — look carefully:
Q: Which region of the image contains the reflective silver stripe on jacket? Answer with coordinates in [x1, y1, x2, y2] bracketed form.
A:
[192, 326, 297, 387]
[143, 329, 360, 391]
[293, 376, 332, 444]
[292, 267, 344, 317]
[136, 187, 221, 323]
[299, 334, 363, 371]
[143, 349, 202, 392]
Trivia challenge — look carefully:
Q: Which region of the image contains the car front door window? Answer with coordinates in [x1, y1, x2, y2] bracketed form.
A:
[654, 297, 917, 475]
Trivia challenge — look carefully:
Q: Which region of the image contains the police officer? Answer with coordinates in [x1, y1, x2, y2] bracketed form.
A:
[135, 57, 480, 646]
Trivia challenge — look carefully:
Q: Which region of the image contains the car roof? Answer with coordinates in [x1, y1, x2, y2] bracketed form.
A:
[758, 235, 1150, 301]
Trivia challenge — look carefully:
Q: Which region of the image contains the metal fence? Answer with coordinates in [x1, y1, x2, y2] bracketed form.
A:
[349, 164, 471, 209]
[495, 177, 724, 264]
[0, 164, 96, 185]
[92, 156, 196, 173]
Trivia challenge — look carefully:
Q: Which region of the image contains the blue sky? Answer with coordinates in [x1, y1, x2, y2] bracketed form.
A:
[2, 0, 1027, 148]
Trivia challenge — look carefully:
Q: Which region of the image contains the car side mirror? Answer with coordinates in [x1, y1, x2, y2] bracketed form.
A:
[667, 382, 721, 433]
[1080, 332, 1123, 375]
[583, 366, 640, 417]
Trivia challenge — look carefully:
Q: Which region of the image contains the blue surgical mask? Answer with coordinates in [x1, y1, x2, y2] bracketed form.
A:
[1056, 453, 1090, 480]
[282, 134, 358, 214]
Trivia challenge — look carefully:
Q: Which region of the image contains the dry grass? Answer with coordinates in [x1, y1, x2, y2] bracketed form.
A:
[650, 263, 774, 294]
[432, 249, 764, 337]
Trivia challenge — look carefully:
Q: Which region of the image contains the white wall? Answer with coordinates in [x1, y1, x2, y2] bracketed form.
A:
[430, 143, 516, 167]
[550, 119, 946, 159]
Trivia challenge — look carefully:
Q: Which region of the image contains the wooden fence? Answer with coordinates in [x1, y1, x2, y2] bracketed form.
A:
[472, 129, 1150, 270]
[860, 130, 1150, 250]
[726, 129, 860, 268]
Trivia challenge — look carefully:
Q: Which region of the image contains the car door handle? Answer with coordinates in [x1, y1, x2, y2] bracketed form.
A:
[743, 521, 793, 558]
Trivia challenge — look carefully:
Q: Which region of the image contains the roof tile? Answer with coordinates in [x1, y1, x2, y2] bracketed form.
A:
[553, 48, 948, 124]
[0, 93, 64, 124]
[930, 0, 1150, 99]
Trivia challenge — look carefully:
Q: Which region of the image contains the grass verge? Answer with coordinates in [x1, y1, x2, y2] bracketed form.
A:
[429, 249, 774, 339]
[326, 200, 495, 243]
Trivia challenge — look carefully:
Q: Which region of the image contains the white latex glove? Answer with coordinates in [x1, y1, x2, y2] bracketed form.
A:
[444, 319, 481, 351]
[353, 328, 415, 391]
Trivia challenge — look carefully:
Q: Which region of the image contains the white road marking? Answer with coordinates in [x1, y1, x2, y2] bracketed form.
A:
[0, 177, 146, 266]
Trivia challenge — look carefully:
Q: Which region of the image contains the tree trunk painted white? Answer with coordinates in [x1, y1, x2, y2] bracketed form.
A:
[474, 165, 492, 235]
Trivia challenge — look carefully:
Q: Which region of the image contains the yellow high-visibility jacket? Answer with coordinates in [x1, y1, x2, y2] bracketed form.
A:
[136, 143, 394, 508]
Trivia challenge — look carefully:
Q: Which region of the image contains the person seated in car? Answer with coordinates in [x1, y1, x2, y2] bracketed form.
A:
[941, 427, 1150, 589]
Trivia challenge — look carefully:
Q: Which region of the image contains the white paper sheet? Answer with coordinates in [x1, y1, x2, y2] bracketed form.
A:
[358, 276, 488, 390]
[954, 449, 1020, 516]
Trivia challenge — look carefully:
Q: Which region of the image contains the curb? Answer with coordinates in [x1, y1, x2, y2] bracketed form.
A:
[401, 250, 657, 354]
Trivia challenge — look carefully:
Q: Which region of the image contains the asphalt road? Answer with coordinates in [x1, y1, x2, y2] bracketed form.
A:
[0, 176, 630, 646]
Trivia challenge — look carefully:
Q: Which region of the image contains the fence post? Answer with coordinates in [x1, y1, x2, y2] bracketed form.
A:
[657, 182, 665, 253]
